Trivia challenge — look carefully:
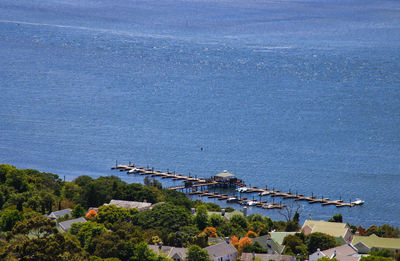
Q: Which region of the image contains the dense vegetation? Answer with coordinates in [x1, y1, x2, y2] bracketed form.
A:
[0, 164, 399, 260]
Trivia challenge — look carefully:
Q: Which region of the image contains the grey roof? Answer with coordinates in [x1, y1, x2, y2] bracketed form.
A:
[48, 208, 72, 220]
[58, 217, 87, 232]
[105, 200, 152, 210]
[148, 245, 187, 260]
[204, 241, 238, 259]
[215, 170, 235, 178]
[251, 235, 284, 254]
[311, 244, 361, 261]
[241, 253, 293, 261]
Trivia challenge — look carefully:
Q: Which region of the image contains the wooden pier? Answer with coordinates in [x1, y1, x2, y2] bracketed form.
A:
[112, 164, 356, 208]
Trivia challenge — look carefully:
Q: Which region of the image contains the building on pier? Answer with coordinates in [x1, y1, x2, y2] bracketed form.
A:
[207, 170, 244, 187]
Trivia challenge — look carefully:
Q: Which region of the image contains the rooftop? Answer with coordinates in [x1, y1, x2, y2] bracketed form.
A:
[241, 253, 293, 261]
[352, 234, 400, 250]
[215, 170, 235, 178]
[302, 220, 350, 238]
[148, 245, 187, 260]
[105, 199, 152, 210]
[48, 208, 72, 220]
[310, 244, 361, 261]
[270, 231, 297, 245]
[57, 217, 87, 232]
[204, 241, 237, 258]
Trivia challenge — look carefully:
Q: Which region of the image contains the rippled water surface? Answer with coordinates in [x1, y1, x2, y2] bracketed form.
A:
[1, 0, 399, 226]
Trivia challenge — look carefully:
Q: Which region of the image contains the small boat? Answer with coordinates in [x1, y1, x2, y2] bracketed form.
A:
[241, 200, 257, 206]
[259, 191, 270, 196]
[236, 187, 249, 193]
[262, 204, 275, 209]
[128, 168, 141, 174]
[226, 197, 238, 203]
[352, 198, 365, 205]
[247, 200, 258, 206]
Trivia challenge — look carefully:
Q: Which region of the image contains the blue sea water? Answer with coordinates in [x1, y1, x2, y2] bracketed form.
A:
[0, 0, 399, 227]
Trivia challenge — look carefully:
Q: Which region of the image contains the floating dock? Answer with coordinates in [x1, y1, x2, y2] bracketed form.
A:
[112, 164, 356, 208]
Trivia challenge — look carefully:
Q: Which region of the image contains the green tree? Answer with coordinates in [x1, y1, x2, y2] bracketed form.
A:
[70, 221, 107, 253]
[62, 182, 82, 202]
[12, 215, 57, 238]
[4, 216, 85, 260]
[91, 232, 135, 260]
[209, 214, 225, 228]
[285, 220, 300, 232]
[96, 204, 137, 228]
[282, 234, 307, 256]
[130, 242, 172, 261]
[0, 209, 24, 231]
[186, 244, 211, 261]
[360, 256, 394, 261]
[72, 204, 86, 218]
[39, 192, 55, 214]
[307, 232, 338, 253]
[136, 203, 191, 232]
[230, 214, 248, 230]
[194, 205, 209, 230]
[6, 169, 28, 193]
[328, 214, 343, 223]
[369, 249, 395, 258]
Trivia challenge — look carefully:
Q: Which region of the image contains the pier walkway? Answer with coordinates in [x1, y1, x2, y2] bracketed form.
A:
[112, 164, 355, 208]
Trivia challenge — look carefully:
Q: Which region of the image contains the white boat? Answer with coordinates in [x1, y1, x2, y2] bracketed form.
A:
[128, 168, 140, 174]
[227, 197, 238, 203]
[262, 204, 274, 209]
[236, 187, 249, 193]
[259, 191, 270, 196]
[247, 200, 258, 206]
[352, 198, 365, 205]
[241, 200, 257, 206]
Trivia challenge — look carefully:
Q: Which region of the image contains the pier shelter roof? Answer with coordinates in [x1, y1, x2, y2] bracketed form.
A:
[215, 170, 235, 179]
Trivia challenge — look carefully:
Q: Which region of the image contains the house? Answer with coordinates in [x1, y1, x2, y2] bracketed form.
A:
[57, 217, 87, 232]
[149, 245, 187, 261]
[309, 244, 361, 261]
[352, 234, 400, 254]
[302, 220, 353, 242]
[104, 199, 152, 211]
[204, 239, 238, 261]
[241, 253, 293, 261]
[47, 208, 72, 220]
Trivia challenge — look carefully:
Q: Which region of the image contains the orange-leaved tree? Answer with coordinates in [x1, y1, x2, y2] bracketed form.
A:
[203, 227, 218, 238]
[238, 236, 252, 255]
[230, 235, 239, 249]
[245, 230, 258, 238]
[85, 209, 97, 219]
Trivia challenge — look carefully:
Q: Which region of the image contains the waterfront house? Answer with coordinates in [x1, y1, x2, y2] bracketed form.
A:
[204, 239, 238, 261]
[352, 234, 400, 254]
[57, 217, 87, 232]
[302, 220, 353, 242]
[149, 245, 187, 261]
[105, 199, 152, 211]
[47, 208, 72, 220]
[309, 244, 361, 261]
